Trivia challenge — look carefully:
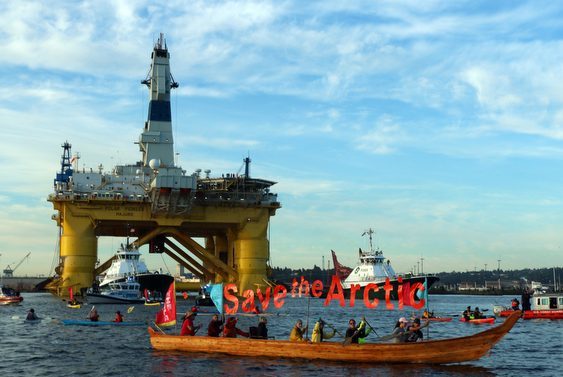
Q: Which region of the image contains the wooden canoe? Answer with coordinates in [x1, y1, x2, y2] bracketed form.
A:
[148, 310, 521, 364]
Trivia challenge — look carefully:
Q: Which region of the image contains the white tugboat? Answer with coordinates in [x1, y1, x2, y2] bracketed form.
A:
[331, 229, 439, 299]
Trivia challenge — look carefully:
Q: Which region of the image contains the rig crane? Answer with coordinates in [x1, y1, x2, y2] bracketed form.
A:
[3, 252, 31, 278]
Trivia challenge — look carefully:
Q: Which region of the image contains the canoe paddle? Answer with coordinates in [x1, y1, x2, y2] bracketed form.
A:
[127, 306, 135, 314]
[363, 318, 380, 338]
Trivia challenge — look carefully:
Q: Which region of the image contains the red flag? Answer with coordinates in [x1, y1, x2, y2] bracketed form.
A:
[69, 287, 74, 301]
[155, 282, 176, 327]
[144, 289, 149, 301]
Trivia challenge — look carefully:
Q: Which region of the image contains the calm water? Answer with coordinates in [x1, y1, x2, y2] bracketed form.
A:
[1, 293, 561, 376]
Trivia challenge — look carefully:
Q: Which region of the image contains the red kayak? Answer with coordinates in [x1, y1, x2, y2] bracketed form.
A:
[425, 317, 453, 322]
[460, 317, 495, 324]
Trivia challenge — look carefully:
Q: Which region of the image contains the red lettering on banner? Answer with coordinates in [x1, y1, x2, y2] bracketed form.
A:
[298, 276, 310, 297]
[397, 276, 404, 310]
[363, 283, 380, 309]
[409, 282, 425, 310]
[256, 287, 271, 312]
[311, 280, 323, 298]
[291, 278, 299, 298]
[384, 278, 394, 310]
[324, 275, 345, 307]
[241, 289, 256, 313]
[273, 285, 287, 308]
[224, 283, 239, 314]
[402, 282, 412, 307]
[349, 284, 361, 307]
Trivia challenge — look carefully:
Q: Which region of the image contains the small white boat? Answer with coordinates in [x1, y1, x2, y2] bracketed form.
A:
[87, 277, 145, 304]
[0, 285, 23, 305]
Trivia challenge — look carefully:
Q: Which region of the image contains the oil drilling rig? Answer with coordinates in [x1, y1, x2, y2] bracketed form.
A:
[46, 34, 280, 297]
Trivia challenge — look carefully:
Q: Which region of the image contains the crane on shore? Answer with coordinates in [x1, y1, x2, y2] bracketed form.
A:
[3, 252, 31, 278]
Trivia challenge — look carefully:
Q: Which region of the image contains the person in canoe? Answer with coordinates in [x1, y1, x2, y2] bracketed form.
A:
[357, 317, 373, 344]
[113, 310, 123, 323]
[345, 318, 366, 344]
[26, 308, 39, 321]
[473, 307, 483, 319]
[256, 316, 268, 339]
[223, 317, 249, 338]
[207, 314, 223, 337]
[406, 318, 424, 342]
[180, 307, 201, 336]
[311, 318, 335, 343]
[391, 317, 409, 343]
[289, 319, 308, 342]
[88, 307, 99, 322]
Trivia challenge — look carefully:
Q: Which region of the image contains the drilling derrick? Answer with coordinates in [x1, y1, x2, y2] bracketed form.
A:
[46, 34, 280, 297]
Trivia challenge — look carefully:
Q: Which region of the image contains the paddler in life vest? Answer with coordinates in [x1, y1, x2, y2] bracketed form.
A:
[180, 306, 201, 336]
[223, 317, 249, 338]
[462, 306, 472, 321]
[113, 310, 123, 323]
[345, 318, 366, 344]
[311, 318, 335, 343]
[289, 319, 308, 342]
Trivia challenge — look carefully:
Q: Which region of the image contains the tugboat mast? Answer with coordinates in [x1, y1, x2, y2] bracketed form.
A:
[362, 228, 375, 253]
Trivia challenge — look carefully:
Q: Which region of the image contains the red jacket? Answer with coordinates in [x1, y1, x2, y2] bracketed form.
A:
[181, 317, 196, 336]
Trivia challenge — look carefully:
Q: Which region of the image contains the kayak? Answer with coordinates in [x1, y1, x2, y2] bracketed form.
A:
[424, 317, 453, 322]
[61, 319, 145, 326]
[460, 317, 495, 324]
[144, 301, 161, 306]
[67, 303, 82, 309]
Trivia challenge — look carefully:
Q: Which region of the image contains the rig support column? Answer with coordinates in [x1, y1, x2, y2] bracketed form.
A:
[235, 217, 270, 292]
[59, 211, 97, 295]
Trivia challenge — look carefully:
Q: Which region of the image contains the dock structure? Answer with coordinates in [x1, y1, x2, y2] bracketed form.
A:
[46, 34, 280, 297]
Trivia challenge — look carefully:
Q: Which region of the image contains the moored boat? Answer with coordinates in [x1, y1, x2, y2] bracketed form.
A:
[0, 285, 23, 305]
[497, 292, 563, 320]
[148, 311, 521, 364]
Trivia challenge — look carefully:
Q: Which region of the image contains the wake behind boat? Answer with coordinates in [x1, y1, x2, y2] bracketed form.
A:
[149, 311, 521, 364]
[331, 229, 438, 299]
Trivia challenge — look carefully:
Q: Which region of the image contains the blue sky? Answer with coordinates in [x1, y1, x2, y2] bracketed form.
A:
[1, 0, 562, 277]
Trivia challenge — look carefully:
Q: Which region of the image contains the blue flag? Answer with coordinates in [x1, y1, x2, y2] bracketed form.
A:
[209, 283, 224, 315]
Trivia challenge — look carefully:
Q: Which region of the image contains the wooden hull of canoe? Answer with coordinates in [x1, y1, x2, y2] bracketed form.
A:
[522, 309, 563, 320]
[148, 311, 521, 365]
